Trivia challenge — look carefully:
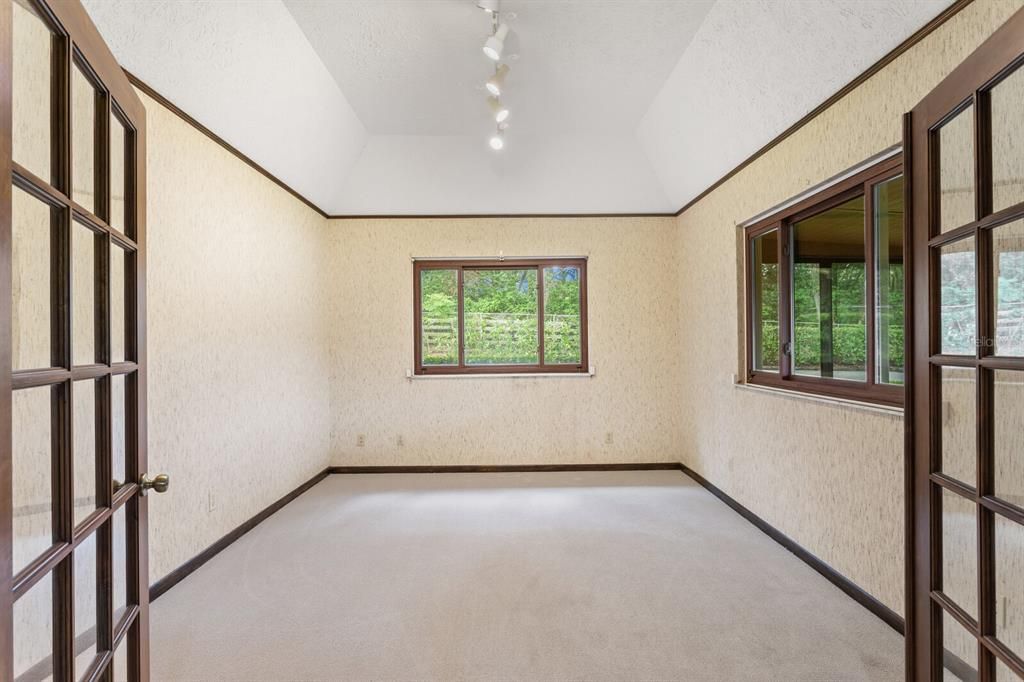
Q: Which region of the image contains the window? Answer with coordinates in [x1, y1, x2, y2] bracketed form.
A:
[745, 154, 904, 405]
[414, 258, 588, 375]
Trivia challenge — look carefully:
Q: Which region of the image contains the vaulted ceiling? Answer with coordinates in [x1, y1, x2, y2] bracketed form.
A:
[81, 0, 949, 216]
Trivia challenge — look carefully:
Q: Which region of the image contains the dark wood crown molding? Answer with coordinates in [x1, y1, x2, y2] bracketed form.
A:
[124, 0, 971, 221]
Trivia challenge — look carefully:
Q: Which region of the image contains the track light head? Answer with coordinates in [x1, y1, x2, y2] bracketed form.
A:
[489, 130, 505, 151]
[476, 0, 500, 13]
[487, 96, 510, 123]
[485, 63, 510, 97]
[482, 23, 510, 61]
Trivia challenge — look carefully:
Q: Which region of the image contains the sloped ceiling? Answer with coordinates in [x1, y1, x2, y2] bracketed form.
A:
[81, 0, 950, 216]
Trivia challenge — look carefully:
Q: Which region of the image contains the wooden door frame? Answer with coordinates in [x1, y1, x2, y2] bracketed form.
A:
[2, 0, 148, 679]
[906, 7, 1024, 681]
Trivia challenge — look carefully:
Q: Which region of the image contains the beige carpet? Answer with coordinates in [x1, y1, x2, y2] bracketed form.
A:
[150, 471, 902, 681]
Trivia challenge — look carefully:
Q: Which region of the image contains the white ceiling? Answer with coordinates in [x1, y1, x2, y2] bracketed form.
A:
[81, 0, 949, 216]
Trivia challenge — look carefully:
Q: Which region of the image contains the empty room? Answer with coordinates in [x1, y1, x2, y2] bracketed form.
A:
[2, 0, 1024, 680]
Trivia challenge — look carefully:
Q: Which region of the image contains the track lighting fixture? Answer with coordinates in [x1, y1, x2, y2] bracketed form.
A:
[482, 23, 510, 61]
[476, 0, 500, 13]
[485, 64, 509, 97]
[489, 130, 505, 151]
[487, 96, 509, 123]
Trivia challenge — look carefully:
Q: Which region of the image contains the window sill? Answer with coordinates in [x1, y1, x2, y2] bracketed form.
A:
[734, 380, 904, 417]
[407, 367, 595, 380]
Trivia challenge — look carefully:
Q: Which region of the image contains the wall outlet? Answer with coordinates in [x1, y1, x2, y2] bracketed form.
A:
[605, 432, 614, 445]
[356, 434, 366, 447]
[207, 491, 216, 513]
[397, 435, 404, 447]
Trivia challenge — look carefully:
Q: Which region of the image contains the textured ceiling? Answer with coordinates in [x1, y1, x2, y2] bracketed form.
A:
[284, 0, 714, 136]
[82, 0, 951, 215]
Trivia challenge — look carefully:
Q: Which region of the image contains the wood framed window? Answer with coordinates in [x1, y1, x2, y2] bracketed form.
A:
[414, 258, 588, 375]
[744, 153, 905, 406]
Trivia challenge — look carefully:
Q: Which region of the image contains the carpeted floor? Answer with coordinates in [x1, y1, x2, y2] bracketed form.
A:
[150, 471, 903, 681]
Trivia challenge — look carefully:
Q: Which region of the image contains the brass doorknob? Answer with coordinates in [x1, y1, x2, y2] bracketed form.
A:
[140, 473, 170, 496]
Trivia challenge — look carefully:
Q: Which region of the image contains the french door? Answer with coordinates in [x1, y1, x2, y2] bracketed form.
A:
[908, 6, 1024, 681]
[1, 0, 155, 680]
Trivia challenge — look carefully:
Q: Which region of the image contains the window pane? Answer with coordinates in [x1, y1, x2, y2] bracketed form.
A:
[941, 237, 977, 355]
[941, 488, 978, 619]
[874, 176, 905, 385]
[113, 504, 128, 625]
[110, 113, 127, 231]
[995, 513, 1024, 661]
[996, 657, 1022, 681]
[73, 221, 96, 366]
[72, 63, 97, 212]
[13, 386, 52, 574]
[14, 570, 53, 680]
[74, 532, 99, 678]
[939, 104, 975, 233]
[993, 218, 1024, 357]
[12, 185, 53, 370]
[464, 269, 538, 365]
[751, 230, 779, 371]
[111, 243, 127, 363]
[941, 366, 976, 488]
[543, 266, 581, 365]
[994, 370, 1024, 509]
[74, 380, 97, 528]
[942, 608, 978, 682]
[991, 64, 1024, 214]
[419, 269, 458, 366]
[112, 374, 126, 487]
[792, 195, 867, 381]
[12, 0, 53, 184]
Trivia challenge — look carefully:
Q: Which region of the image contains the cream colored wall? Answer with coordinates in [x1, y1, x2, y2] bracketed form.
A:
[139, 90, 334, 583]
[673, 0, 1024, 616]
[325, 217, 683, 466]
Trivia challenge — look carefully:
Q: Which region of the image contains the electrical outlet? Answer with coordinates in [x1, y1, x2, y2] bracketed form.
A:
[397, 435, 404, 447]
[356, 434, 366, 447]
[605, 432, 614, 445]
[207, 491, 216, 513]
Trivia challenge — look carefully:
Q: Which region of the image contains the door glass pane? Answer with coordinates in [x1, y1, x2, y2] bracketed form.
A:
[73, 221, 96, 366]
[938, 104, 975, 233]
[14, 571, 53, 681]
[112, 374, 126, 488]
[942, 608, 978, 682]
[13, 386, 52, 574]
[996, 657, 1023, 681]
[941, 366, 976, 487]
[993, 218, 1024, 357]
[751, 230, 779, 371]
[74, 532, 99, 678]
[73, 380, 97, 527]
[543, 265, 581, 364]
[419, 269, 457, 366]
[464, 269, 538, 365]
[995, 514, 1024, 660]
[941, 488, 978, 618]
[111, 243, 126, 363]
[991, 64, 1024, 213]
[112, 504, 128, 625]
[940, 237, 977, 355]
[12, 186, 53, 370]
[994, 370, 1024, 508]
[112, 641, 128, 681]
[12, 0, 53, 184]
[110, 113, 127, 231]
[874, 175, 905, 385]
[72, 63, 97, 212]
[792, 195, 867, 381]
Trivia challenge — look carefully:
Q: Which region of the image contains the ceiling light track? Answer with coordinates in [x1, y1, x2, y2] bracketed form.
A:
[477, 1, 515, 151]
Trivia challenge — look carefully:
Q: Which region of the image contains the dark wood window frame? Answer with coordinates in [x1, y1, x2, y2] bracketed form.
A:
[413, 258, 589, 375]
[744, 153, 905, 407]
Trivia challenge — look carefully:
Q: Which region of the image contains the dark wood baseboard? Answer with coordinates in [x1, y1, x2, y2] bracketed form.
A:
[328, 462, 683, 474]
[150, 461, 904, 639]
[148, 467, 330, 601]
[679, 464, 905, 634]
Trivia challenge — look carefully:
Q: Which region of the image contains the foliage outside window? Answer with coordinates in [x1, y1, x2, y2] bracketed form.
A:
[746, 155, 904, 406]
[415, 259, 587, 374]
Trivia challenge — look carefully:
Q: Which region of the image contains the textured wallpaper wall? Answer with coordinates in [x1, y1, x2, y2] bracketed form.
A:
[672, 0, 1024, 616]
[139, 91, 334, 583]
[324, 217, 684, 466]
